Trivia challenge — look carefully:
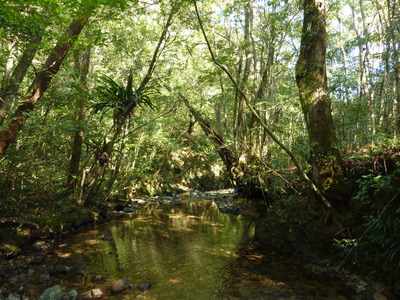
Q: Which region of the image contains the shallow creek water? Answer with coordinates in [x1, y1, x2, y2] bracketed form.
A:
[40, 199, 351, 299]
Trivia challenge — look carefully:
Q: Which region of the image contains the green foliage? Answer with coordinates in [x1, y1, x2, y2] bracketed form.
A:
[91, 70, 155, 121]
[0, 0, 400, 286]
[334, 238, 358, 250]
[352, 168, 400, 268]
[354, 174, 392, 203]
[34, 199, 94, 231]
[254, 192, 333, 256]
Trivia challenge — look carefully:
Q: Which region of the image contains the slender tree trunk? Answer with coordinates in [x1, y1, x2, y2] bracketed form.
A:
[0, 15, 90, 156]
[255, 17, 276, 160]
[295, 0, 342, 189]
[350, 2, 375, 146]
[68, 38, 91, 191]
[387, 0, 400, 136]
[239, 1, 252, 147]
[359, 1, 378, 142]
[394, 42, 400, 136]
[102, 124, 127, 202]
[335, 15, 353, 148]
[233, 2, 253, 154]
[214, 102, 223, 137]
[0, 33, 42, 124]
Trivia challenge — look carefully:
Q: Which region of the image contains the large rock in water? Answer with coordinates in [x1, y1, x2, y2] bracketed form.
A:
[38, 286, 77, 300]
[38, 285, 63, 300]
[111, 279, 134, 294]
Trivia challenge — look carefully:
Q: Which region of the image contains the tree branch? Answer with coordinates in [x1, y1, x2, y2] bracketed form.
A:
[115, 106, 175, 143]
[192, 0, 338, 214]
[0, 13, 92, 156]
[136, 6, 175, 95]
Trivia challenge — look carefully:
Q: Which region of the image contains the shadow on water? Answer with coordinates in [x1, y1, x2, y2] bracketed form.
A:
[44, 199, 351, 299]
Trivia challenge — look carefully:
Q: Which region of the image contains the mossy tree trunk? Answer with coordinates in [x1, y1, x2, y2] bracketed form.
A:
[295, 0, 342, 191]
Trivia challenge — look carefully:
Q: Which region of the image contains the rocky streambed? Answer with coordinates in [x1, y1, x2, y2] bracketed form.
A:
[0, 190, 241, 299]
[0, 190, 394, 299]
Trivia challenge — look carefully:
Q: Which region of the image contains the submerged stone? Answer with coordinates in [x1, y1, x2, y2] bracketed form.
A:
[48, 265, 70, 275]
[123, 206, 136, 213]
[189, 190, 205, 198]
[93, 275, 103, 282]
[111, 279, 134, 294]
[73, 263, 87, 270]
[133, 199, 146, 205]
[6, 293, 20, 300]
[29, 254, 46, 264]
[90, 288, 103, 298]
[101, 235, 113, 241]
[138, 282, 152, 291]
[77, 291, 92, 300]
[38, 285, 63, 300]
[39, 272, 51, 284]
[63, 289, 78, 300]
[217, 203, 240, 215]
[162, 196, 173, 202]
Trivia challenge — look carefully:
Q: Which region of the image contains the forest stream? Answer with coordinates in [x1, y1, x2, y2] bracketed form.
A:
[4, 197, 357, 300]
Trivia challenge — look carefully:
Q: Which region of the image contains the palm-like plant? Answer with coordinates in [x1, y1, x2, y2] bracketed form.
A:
[92, 70, 155, 124]
[89, 69, 156, 166]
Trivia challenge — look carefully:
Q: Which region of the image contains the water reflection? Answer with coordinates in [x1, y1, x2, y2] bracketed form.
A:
[47, 199, 350, 299]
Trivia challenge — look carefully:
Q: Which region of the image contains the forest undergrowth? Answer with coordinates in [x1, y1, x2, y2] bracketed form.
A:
[254, 144, 400, 293]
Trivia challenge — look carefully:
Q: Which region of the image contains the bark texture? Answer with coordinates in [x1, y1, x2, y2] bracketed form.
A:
[295, 0, 342, 189]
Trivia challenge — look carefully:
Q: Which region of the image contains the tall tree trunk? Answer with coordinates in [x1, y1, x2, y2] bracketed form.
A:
[0, 15, 90, 156]
[233, 1, 253, 153]
[239, 0, 252, 147]
[101, 122, 129, 202]
[295, 0, 342, 190]
[255, 8, 277, 160]
[387, 0, 400, 136]
[359, 1, 377, 142]
[334, 15, 353, 148]
[193, 0, 341, 212]
[394, 43, 400, 136]
[68, 38, 91, 191]
[0, 33, 42, 124]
